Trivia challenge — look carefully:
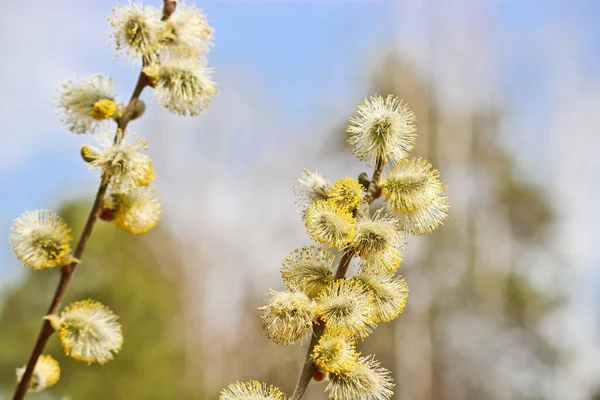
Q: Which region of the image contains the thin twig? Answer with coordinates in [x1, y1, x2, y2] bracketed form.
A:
[13, 74, 146, 400]
[291, 155, 386, 400]
[13, 3, 177, 397]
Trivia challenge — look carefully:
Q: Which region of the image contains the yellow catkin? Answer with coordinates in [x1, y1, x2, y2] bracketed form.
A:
[219, 380, 287, 400]
[281, 246, 334, 298]
[111, 188, 161, 235]
[327, 355, 394, 400]
[354, 274, 409, 323]
[381, 157, 444, 213]
[9, 210, 72, 270]
[135, 159, 154, 187]
[305, 199, 356, 249]
[16, 354, 61, 393]
[58, 299, 123, 365]
[37, 355, 60, 387]
[312, 328, 359, 374]
[259, 290, 316, 346]
[347, 95, 417, 165]
[328, 177, 363, 211]
[318, 279, 376, 339]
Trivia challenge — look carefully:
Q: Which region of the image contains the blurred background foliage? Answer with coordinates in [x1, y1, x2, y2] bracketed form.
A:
[0, 202, 206, 399]
[0, 49, 566, 400]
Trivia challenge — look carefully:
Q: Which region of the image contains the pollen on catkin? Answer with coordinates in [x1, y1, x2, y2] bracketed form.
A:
[108, 2, 162, 65]
[328, 177, 363, 211]
[318, 279, 375, 339]
[394, 195, 449, 235]
[219, 380, 287, 400]
[359, 247, 403, 276]
[281, 246, 334, 298]
[381, 158, 444, 213]
[136, 157, 154, 187]
[259, 290, 316, 346]
[151, 50, 217, 116]
[15, 354, 60, 393]
[160, 4, 214, 55]
[55, 299, 123, 365]
[88, 131, 153, 193]
[312, 328, 359, 374]
[305, 199, 356, 249]
[354, 274, 408, 323]
[56, 74, 118, 134]
[109, 187, 161, 234]
[9, 210, 72, 270]
[327, 355, 394, 400]
[91, 99, 117, 120]
[352, 212, 404, 260]
[347, 95, 417, 165]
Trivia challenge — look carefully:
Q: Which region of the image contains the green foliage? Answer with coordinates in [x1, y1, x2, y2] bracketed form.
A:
[496, 152, 554, 243]
[0, 201, 205, 399]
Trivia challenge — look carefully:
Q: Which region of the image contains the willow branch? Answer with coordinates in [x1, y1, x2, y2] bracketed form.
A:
[291, 155, 386, 400]
[13, 73, 148, 400]
[13, 3, 179, 396]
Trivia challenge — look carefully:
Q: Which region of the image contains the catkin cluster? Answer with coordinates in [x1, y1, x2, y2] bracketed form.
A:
[220, 95, 448, 399]
[10, 1, 215, 394]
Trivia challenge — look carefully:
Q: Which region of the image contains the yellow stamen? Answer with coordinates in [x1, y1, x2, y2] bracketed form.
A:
[90, 99, 117, 120]
[135, 160, 154, 187]
[80, 144, 99, 163]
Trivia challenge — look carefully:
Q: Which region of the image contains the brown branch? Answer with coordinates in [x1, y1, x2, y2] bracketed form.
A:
[11, 1, 180, 392]
[291, 321, 326, 400]
[13, 78, 146, 400]
[291, 155, 386, 400]
[117, 72, 150, 131]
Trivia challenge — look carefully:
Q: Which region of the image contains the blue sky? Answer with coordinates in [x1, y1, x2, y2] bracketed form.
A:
[1, 0, 598, 305]
[0, 0, 394, 284]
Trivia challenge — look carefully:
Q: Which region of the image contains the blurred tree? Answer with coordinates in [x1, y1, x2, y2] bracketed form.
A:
[0, 201, 206, 399]
[357, 53, 564, 400]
